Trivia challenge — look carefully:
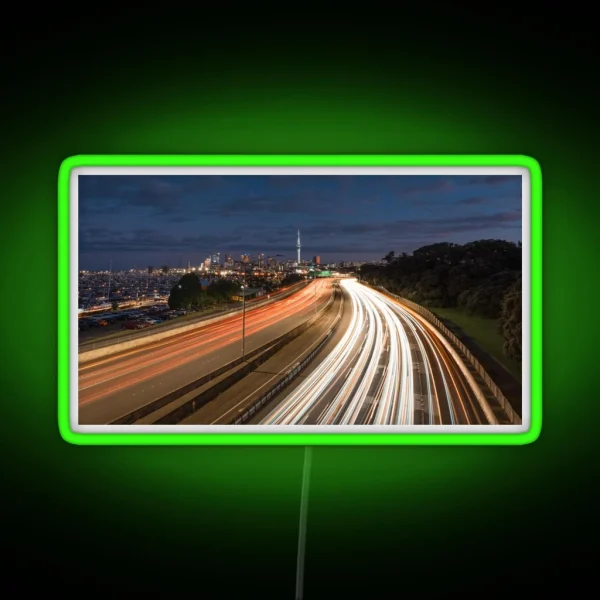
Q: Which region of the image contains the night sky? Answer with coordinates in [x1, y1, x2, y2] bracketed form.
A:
[79, 175, 522, 270]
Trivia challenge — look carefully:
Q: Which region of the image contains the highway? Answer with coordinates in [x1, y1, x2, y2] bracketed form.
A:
[176, 286, 344, 425]
[78, 280, 332, 424]
[78, 283, 302, 344]
[259, 279, 498, 426]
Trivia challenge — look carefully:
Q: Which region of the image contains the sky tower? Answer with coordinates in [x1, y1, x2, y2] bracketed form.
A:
[297, 229, 301, 265]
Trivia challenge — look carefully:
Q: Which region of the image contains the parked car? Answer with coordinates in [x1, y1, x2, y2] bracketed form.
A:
[140, 318, 160, 325]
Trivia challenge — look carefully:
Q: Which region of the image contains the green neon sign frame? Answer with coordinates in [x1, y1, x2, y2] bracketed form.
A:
[58, 155, 542, 445]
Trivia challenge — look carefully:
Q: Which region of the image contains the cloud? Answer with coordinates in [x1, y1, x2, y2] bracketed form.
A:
[167, 215, 193, 223]
[78, 176, 177, 216]
[79, 199, 123, 216]
[180, 234, 240, 245]
[79, 227, 243, 254]
[484, 175, 515, 185]
[399, 179, 454, 196]
[79, 175, 234, 217]
[80, 226, 112, 238]
[456, 196, 486, 205]
[123, 180, 182, 214]
[306, 222, 370, 236]
[78, 175, 522, 265]
[307, 211, 521, 238]
[466, 175, 521, 186]
[203, 191, 347, 217]
[80, 208, 521, 257]
[202, 212, 522, 255]
[79, 174, 522, 224]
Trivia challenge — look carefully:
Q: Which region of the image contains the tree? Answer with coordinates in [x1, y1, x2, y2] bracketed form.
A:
[206, 279, 239, 303]
[457, 270, 519, 318]
[111, 300, 119, 311]
[416, 264, 451, 307]
[168, 273, 203, 310]
[361, 239, 521, 310]
[500, 275, 522, 361]
[282, 273, 304, 286]
[359, 238, 523, 364]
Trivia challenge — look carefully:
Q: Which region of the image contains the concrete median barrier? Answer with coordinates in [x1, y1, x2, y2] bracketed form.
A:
[231, 291, 345, 425]
[109, 289, 338, 425]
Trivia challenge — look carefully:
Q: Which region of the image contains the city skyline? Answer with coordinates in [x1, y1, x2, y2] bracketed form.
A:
[79, 174, 522, 270]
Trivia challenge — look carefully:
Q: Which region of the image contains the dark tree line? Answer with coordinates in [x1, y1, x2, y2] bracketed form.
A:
[360, 240, 522, 361]
[168, 273, 240, 311]
[500, 274, 522, 361]
[281, 273, 305, 286]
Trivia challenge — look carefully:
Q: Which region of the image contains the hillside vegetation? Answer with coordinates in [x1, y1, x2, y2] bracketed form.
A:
[360, 240, 522, 366]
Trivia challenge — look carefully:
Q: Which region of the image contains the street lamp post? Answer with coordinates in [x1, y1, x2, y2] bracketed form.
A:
[241, 284, 247, 361]
[107, 260, 112, 306]
[240, 264, 250, 360]
[314, 274, 317, 316]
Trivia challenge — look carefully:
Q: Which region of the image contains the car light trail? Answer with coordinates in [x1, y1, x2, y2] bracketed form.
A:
[79, 280, 332, 405]
[263, 289, 366, 425]
[261, 279, 496, 426]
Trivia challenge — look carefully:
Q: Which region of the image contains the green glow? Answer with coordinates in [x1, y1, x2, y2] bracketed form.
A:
[59, 154, 541, 446]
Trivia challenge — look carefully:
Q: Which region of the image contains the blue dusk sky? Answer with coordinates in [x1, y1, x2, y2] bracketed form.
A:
[78, 174, 522, 270]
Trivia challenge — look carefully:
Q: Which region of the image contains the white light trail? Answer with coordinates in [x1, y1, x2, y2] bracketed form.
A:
[261, 279, 495, 426]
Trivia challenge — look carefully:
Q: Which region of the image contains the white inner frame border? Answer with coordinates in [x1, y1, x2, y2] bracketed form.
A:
[70, 166, 531, 434]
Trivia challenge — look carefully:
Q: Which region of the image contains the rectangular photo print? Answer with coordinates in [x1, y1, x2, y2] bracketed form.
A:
[58, 156, 540, 445]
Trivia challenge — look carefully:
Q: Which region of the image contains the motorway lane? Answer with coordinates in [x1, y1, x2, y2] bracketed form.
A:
[260, 279, 495, 426]
[78, 284, 301, 343]
[388, 298, 488, 425]
[178, 288, 344, 425]
[78, 280, 332, 424]
[248, 284, 355, 425]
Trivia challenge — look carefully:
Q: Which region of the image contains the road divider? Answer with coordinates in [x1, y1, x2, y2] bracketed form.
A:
[109, 288, 337, 425]
[231, 288, 345, 425]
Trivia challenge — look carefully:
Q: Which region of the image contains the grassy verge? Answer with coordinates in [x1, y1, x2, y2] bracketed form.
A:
[429, 306, 522, 382]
